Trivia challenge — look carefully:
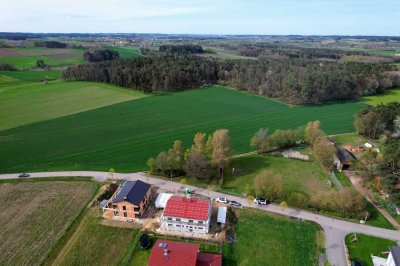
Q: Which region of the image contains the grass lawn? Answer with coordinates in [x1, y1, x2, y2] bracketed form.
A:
[365, 202, 395, 230]
[345, 233, 397, 266]
[223, 208, 320, 266]
[221, 154, 330, 197]
[107, 46, 142, 58]
[362, 87, 400, 106]
[0, 86, 365, 173]
[53, 210, 140, 266]
[0, 181, 97, 266]
[0, 80, 145, 130]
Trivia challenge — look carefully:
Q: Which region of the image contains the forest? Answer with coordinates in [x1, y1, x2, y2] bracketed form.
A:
[62, 54, 400, 104]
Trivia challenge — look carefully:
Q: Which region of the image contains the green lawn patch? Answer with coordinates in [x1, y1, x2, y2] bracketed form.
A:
[221, 154, 330, 197]
[107, 46, 142, 58]
[362, 87, 400, 106]
[54, 212, 139, 266]
[0, 86, 365, 173]
[345, 233, 397, 266]
[0, 80, 145, 130]
[223, 208, 320, 266]
[0, 70, 60, 86]
[365, 202, 395, 229]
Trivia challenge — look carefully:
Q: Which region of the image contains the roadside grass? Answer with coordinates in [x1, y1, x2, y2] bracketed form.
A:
[365, 202, 395, 230]
[345, 233, 397, 266]
[223, 208, 320, 266]
[53, 210, 139, 266]
[0, 80, 145, 130]
[0, 181, 97, 266]
[0, 86, 365, 173]
[361, 87, 400, 106]
[129, 234, 222, 266]
[107, 46, 142, 58]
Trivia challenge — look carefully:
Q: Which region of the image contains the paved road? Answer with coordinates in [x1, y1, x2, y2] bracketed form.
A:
[3, 171, 400, 266]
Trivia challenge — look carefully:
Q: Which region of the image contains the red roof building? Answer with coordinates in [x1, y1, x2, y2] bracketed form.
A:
[147, 240, 222, 266]
[163, 196, 210, 221]
[161, 196, 212, 234]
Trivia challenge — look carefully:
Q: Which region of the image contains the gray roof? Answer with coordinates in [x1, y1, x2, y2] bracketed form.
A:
[337, 148, 357, 163]
[113, 180, 151, 206]
[391, 246, 400, 266]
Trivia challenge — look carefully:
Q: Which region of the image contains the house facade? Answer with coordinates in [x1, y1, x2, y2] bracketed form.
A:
[161, 196, 211, 234]
[103, 180, 151, 219]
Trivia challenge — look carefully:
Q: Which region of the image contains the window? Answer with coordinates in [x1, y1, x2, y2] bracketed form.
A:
[122, 206, 126, 211]
[188, 219, 193, 223]
[176, 225, 181, 227]
[134, 207, 139, 212]
[198, 227, 203, 230]
[189, 226, 193, 228]
[176, 218, 181, 222]
[123, 212, 127, 217]
[198, 221, 203, 224]
[168, 224, 172, 227]
[167, 217, 172, 221]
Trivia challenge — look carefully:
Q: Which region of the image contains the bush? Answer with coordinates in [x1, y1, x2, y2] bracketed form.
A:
[0, 62, 17, 71]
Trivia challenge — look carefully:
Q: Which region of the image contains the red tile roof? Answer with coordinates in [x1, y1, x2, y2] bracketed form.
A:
[196, 252, 222, 266]
[163, 196, 210, 221]
[148, 240, 199, 266]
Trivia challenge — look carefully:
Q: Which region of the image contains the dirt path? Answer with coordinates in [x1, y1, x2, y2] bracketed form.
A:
[346, 172, 400, 230]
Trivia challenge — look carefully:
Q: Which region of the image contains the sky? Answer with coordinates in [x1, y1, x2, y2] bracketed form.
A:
[0, 0, 399, 35]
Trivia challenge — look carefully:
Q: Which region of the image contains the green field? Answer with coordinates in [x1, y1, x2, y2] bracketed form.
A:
[0, 80, 145, 130]
[0, 47, 84, 69]
[54, 212, 139, 266]
[0, 181, 97, 266]
[107, 46, 142, 58]
[0, 70, 60, 86]
[224, 208, 320, 265]
[0, 85, 365, 173]
[362, 87, 400, 106]
[345, 234, 397, 266]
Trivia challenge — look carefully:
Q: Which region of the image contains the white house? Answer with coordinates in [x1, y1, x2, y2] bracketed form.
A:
[161, 196, 211, 234]
[372, 246, 400, 266]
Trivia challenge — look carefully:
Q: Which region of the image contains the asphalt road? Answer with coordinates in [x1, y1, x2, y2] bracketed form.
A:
[3, 171, 400, 266]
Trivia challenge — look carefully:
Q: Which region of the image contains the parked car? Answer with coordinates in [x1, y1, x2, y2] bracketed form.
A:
[18, 173, 30, 178]
[254, 198, 270, 205]
[229, 200, 242, 207]
[216, 197, 229, 204]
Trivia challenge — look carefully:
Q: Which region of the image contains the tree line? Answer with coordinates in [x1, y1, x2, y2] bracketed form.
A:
[62, 55, 400, 104]
[159, 44, 204, 54]
[83, 49, 119, 62]
[34, 40, 67, 48]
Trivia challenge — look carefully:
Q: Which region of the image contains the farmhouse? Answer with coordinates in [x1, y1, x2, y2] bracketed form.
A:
[161, 196, 211, 234]
[333, 148, 357, 171]
[102, 180, 151, 219]
[148, 239, 222, 266]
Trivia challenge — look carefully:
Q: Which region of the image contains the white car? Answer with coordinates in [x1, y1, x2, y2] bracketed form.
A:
[216, 197, 229, 204]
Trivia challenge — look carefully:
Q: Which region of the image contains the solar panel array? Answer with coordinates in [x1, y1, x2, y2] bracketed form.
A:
[163, 196, 210, 221]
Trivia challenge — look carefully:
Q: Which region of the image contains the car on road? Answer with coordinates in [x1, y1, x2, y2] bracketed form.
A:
[18, 173, 30, 178]
[254, 198, 270, 205]
[229, 200, 242, 207]
[216, 197, 229, 204]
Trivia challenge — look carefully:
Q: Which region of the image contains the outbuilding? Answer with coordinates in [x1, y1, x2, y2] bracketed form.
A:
[155, 193, 173, 209]
[217, 207, 227, 225]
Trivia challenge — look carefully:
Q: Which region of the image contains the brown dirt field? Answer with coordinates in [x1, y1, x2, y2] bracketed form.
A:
[0, 181, 97, 266]
[0, 48, 22, 57]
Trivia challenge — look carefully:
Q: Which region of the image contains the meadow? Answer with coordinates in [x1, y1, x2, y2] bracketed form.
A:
[362, 87, 400, 106]
[0, 80, 145, 130]
[0, 181, 97, 266]
[52, 211, 139, 266]
[223, 208, 320, 266]
[345, 234, 397, 266]
[107, 46, 142, 58]
[0, 85, 365, 173]
[0, 70, 60, 86]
